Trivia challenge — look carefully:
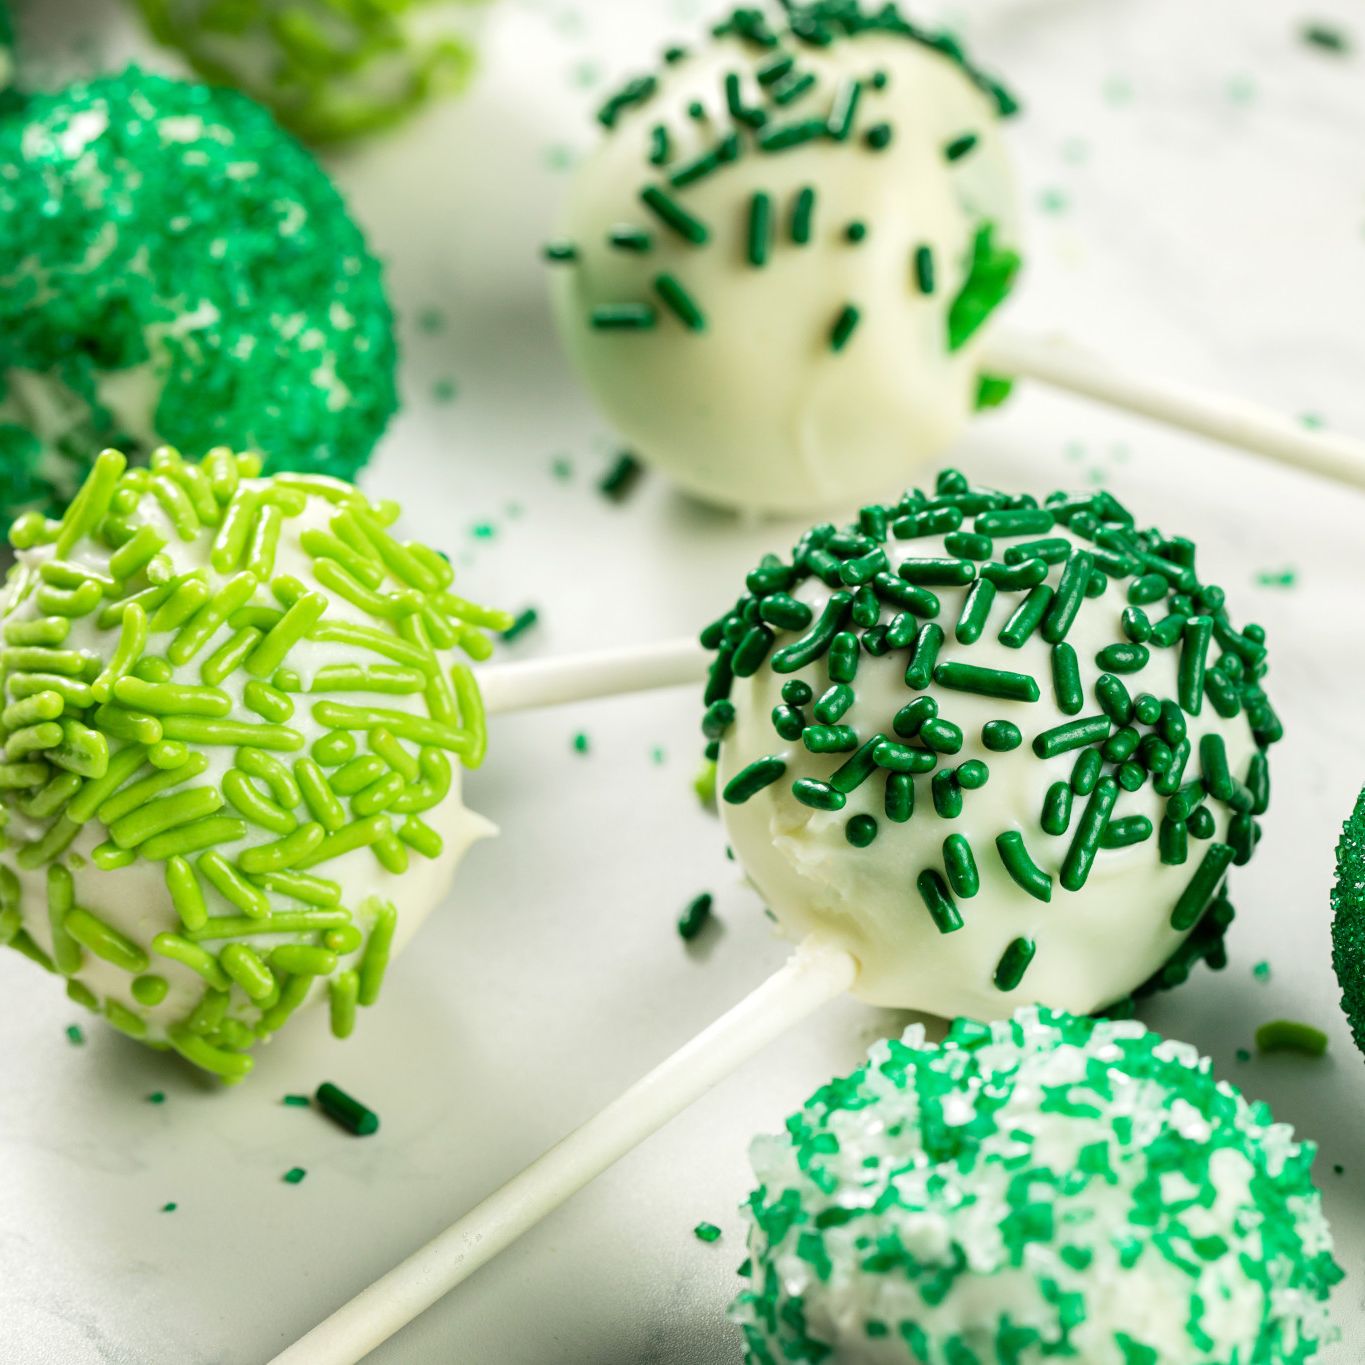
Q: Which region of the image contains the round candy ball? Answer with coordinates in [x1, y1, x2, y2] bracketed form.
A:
[732, 1007, 1341, 1365]
[1331, 786, 1365, 1057]
[0, 68, 397, 524]
[705, 471, 1277, 1020]
[0, 449, 507, 1079]
[136, 0, 487, 144]
[548, 2, 1020, 514]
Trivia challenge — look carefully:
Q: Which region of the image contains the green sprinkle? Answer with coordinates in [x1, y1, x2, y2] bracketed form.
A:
[1032, 715, 1110, 760]
[954, 579, 996, 645]
[863, 122, 893, 150]
[1179, 616, 1213, 715]
[590, 304, 657, 330]
[1041, 781, 1073, 836]
[316, 1081, 379, 1136]
[678, 892, 713, 941]
[845, 814, 878, 848]
[1061, 777, 1119, 892]
[995, 831, 1053, 902]
[599, 453, 644, 502]
[1100, 815, 1154, 849]
[693, 1221, 723, 1244]
[748, 192, 773, 266]
[1255, 1020, 1328, 1057]
[932, 662, 1039, 703]
[993, 936, 1037, 990]
[828, 304, 861, 353]
[916, 869, 963, 934]
[944, 132, 979, 161]
[653, 273, 707, 331]
[639, 185, 709, 243]
[913, 245, 935, 295]
[790, 186, 816, 244]
[65, 1023, 85, 1046]
[982, 720, 1022, 752]
[1171, 843, 1235, 930]
[724, 757, 786, 804]
[999, 585, 1053, 648]
[942, 834, 980, 898]
[282, 1167, 307, 1185]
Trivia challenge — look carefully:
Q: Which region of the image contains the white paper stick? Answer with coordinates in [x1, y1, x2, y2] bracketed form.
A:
[980, 328, 1365, 491]
[479, 637, 709, 715]
[268, 937, 857, 1365]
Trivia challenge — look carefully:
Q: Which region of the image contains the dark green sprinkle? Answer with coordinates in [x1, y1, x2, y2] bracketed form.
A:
[760, 117, 828, 152]
[678, 892, 713, 941]
[316, 1081, 379, 1137]
[843, 221, 868, 243]
[1189, 806, 1216, 840]
[1041, 781, 1073, 836]
[1033, 715, 1110, 760]
[543, 241, 578, 262]
[282, 1093, 311, 1108]
[956, 760, 989, 790]
[826, 77, 861, 139]
[771, 705, 804, 740]
[66, 1024, 85, 1046]
[640, 186, 709, 243]
[944, 132, 979, 161]
[830, 736, 884, 794]
[793, 777, 846, 811]
[1159, 816, 1189, 866]
[161, 1202, 178, 1213]
[944, 532, 992, 560]
[845, 814, 878, 847]
[802, 724, 857, 753]
[1199, 732, 1236, 802]
[1160, 698, 1188, 747]
[977, 507, 1054, 537]
[1102, 726, 1140, 764]
[828, 630, 859, 682]
[932, 661, 1040, 704]
[723, 756, 787, 804]
[902, 623, 943, 691]
[1117, 761, 1146, 792]
[943, 833, 979, 898]
[1099, 815, 1153, 849]
[608, 226, 653, 252]
[1095, 673, 1133, 725]
[1301, 23, 1350, 53]
[1121, 606, 1152, 643]
[1004, 537, 1071, 567]
[757, 54, 794, 86]
[1133, 692, 1162, 726]
[1050, 643, 1083, 715]
[913, 245, 935, 295]
[654, 274, 706, 331]
[874, 574, 939, 618]
[1179, 616, 1213, 715]
[982, 720, 1022, 752]
[920, 717, 963, 755]
[748, 192, 773, 267]
[995, 831, 1052, 902]
[981, 558, 1049, 591]
[916, 869, 962, 933]
[999, 585, 1053, 648]
[897, 557, 974, 587]
[772, 592, 851, 673]
[841, 547, 889, 585]
[591, 304, 657, 330]
[1071, 747, 1103, 796]
[813, 684, 854, 725]
[781, 679, 813, 707]
[648, 125, 670, 166]
[1095, 642, 1149, 674]
[1170, 842, 1235, 930]
[283, 1167, 307, 1185]
[884, 771, 914, 822]
[893, 506, 962, 539]
[501, 607, 539, 643]
[864, 122, 893, 150]
[931, 769, 961, 819]
[829, 304, 861, 353]
[1256, 1020, 1328, 1056]
[994, 936, 1036, 990]
[1041, 551, 1093, 644]
[1061, 777, 1119, 891]
[1128, 573, 1169, 606]
[873, 740, 935, 774]
[147, 1091, 167, 1105]
[951, 579, 994, 647]
[790, 185, 816, 244]
[694, 1221, 723, 1243]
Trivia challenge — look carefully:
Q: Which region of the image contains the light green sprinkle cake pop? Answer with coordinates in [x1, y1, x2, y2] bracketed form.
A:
[0, 67, 398, 525]
[134, 0, 488, 144]
[0, 449, 511, 1080]
[732, 1007, 1341, 1364]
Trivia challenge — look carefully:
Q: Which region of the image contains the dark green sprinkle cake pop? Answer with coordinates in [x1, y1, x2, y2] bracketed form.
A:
[1331, 786, 1365, 1055]
[134, 0, 484, 144]
[0, 68, 397, 522]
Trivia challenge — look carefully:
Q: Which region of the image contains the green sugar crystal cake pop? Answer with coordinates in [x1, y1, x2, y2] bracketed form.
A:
[135, 0, 487, 144]
[0, 448, 510, 1079]
[1330, 786, 1365, 1057]
[548, 1, 1021, 513]
[0, 68, 397, 524]
[731, 1006, 1340, 1364]
[704, 470, 1278, 1020]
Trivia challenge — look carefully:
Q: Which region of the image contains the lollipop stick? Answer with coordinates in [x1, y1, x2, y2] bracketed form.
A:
[268, 938, 856, 1365]
[981, 328, 1365, 491]
[480, 637, 708, 715]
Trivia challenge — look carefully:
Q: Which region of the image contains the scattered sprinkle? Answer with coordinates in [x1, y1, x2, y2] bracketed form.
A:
[65, 1024, 85, 1046]
[693, 1221, 722, 1243]
[282, 1094, 312, 1108]
[1255, 1020, 1328, 1057]
[501, 608, 540, 643]
[316, 1081, 380, 1137]
[147, 1091, 166, 1105]
[282, 1167, 308, 1185]
[572, 732, 590, 755]
[1236, 1047, 1252, 1062]
[599, 452, 644, 502]
[1252, 961, 1272, 983]
[1256, 568, 1297, 588]
[1300, 22, 1351, 53]
[161, 1202, 178, 1213]
[471, 521, 496, 540]
[678, 892, 714, 941]
[650, 746, 667, 765]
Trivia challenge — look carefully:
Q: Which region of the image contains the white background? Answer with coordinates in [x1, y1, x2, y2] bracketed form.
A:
[3, 0, 1364, 1360]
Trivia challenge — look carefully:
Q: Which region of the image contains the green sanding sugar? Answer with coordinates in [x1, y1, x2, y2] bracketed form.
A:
[0, 70, 397, 523]
[135, 0, 482, 144]
[731, 1007, 1341, 1363]
[282, 1166, 307, 1185]
[1331, 787, 1365, 1059]
[693, 1221, 722, 1243]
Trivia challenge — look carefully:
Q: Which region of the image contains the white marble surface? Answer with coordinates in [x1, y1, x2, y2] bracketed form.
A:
[3, 0, 1364, 1361]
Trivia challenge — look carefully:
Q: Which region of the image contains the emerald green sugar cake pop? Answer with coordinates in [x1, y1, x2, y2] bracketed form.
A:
[134, 0, 487, 144]
[547, 1, 1021, 514]
[1331, 787, 1365, 1055]
[0, 67, 397, 525]
[732, 1006, 1341, 1364]
[705, 470, 1278, 1020]
[0, 449, 510, 1080]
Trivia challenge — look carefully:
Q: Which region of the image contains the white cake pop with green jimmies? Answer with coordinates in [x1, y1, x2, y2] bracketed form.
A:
[0, 448, 510, 1079]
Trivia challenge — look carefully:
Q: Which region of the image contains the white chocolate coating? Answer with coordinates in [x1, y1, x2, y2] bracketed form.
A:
[718, 523, 1258, 1019]
[552, 29, 1018, 514]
